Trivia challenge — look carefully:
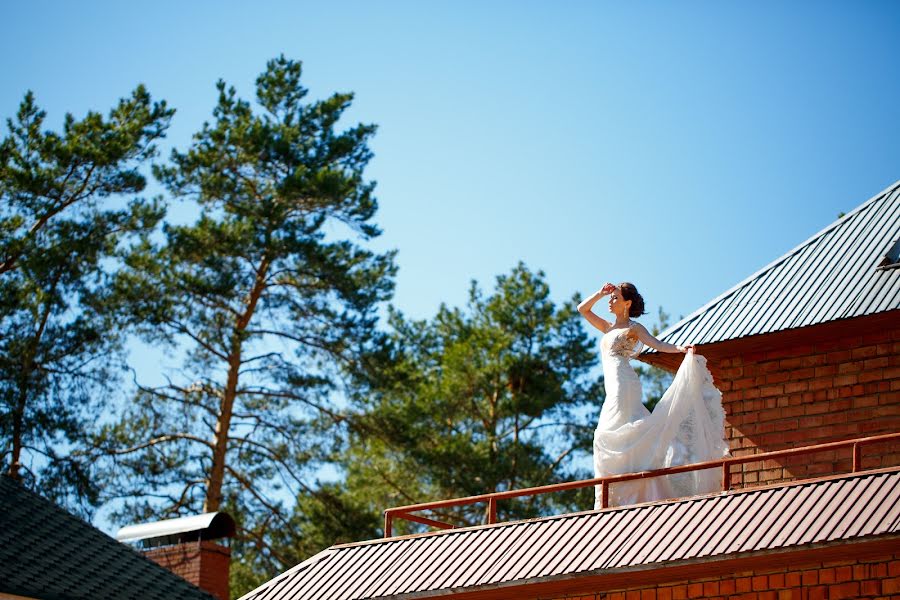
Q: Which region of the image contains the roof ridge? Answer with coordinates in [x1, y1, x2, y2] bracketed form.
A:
[647, 179, 900, 347]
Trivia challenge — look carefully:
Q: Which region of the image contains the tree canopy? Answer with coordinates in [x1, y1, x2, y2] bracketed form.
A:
[0, 86, 171, 511]
[0, 58, 649, 598]
[341, 263, 602, 533]
[95, 56, 396, 589]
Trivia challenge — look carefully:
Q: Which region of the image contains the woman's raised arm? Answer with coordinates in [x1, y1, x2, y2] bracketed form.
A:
[631, 322, 692, 353]
[578, 284, 615, 333]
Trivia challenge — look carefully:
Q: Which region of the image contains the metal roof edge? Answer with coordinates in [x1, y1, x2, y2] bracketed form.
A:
[644, 178, 900, 351]
[235, 548, 339, 600]
[640, 307, 900, 360]
[243, 468, 900, 600]
[383, 533, 900, 600]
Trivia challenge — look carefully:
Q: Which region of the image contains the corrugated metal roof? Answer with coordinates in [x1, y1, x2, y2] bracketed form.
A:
[238, 469, 900, 600]
[645, 180, 900, 351]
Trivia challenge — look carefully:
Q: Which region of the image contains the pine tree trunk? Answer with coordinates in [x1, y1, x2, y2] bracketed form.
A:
[204, 351, 240, 512]
[203, 257, 270, 512]
[8, 272, 59, 480]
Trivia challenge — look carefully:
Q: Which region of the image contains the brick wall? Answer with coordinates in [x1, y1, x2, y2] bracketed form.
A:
[539, 552, 900, 600]
[144, 541, 230, 600]
[704, 324, 900, 489]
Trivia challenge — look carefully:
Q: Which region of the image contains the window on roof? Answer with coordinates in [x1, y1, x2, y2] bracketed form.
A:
[877, 237, 900, 270]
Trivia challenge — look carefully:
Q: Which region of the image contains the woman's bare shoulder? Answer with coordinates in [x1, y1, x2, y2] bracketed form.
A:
[628, 320, 649, 339]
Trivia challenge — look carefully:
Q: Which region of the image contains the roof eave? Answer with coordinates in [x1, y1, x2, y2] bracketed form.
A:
[383, 534, 900, 600]
[638, 309, 900, 372]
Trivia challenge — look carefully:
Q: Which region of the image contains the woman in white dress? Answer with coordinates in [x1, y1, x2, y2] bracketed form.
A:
[579, 282, 729, 508]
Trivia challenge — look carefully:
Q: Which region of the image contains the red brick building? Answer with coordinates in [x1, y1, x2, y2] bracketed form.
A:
[641, 180, 900, 490]
[238, 182, 900, 600]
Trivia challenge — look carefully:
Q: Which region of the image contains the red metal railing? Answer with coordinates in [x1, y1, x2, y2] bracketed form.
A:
[383, 431, 900, 538]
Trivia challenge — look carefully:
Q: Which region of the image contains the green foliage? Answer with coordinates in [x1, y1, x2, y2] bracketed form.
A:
[340, 263, 601, 533]
[0, 87, 171, 512]
[95, 56, 395, 590]
[1, 60, 639, 597]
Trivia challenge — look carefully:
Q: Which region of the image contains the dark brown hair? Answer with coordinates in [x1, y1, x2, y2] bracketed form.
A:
[618, 282, 646, 318]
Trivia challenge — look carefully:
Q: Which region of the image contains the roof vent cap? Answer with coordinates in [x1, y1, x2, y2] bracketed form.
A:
[877, 237, 900, 270]
[116, 512, 236, 547]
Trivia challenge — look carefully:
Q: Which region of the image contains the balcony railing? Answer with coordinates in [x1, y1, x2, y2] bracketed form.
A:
[383, 431, 900, 538]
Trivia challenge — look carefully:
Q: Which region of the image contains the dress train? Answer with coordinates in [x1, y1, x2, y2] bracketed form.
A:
[593, 322, 729, 508]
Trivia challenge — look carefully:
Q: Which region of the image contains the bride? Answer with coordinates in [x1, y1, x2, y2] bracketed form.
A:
[579, 282, 729, 508]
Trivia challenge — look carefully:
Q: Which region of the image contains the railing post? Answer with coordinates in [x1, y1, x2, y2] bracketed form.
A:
[384, 512, 393, 538]
[601, 481, 609, 509]
[853, 443, 861, 472]
[488, 497, 498, 524]
[488, 496, 497, 525]
[722, 461, 731, 491]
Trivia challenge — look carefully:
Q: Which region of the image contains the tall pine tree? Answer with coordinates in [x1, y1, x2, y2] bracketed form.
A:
[99, 57, 395, 587]
[0, 87, 172, 511]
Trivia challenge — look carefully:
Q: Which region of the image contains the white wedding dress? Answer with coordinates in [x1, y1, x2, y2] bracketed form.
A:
[593, 320, 729, 508]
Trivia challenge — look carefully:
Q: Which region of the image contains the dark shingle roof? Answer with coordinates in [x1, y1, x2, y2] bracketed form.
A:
[0, 475, 214, 600]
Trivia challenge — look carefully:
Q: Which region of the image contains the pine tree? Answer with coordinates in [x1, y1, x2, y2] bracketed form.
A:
[0, 87, 172, 511]
[98, 57, 395, 588]
[341, 264, 601, 534]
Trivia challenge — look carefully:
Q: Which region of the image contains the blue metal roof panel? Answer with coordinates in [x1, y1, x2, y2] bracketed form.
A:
[644, 181, 900, 350]
[802, 194, 887, 325]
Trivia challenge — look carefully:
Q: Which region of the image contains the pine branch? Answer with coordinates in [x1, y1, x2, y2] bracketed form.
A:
[101, 433, 215, 456]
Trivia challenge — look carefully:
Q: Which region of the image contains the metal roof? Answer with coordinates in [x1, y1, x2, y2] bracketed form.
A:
[0, 475, 214, 600]
[116, 511, 236, 543]
[238, 469, 900, 600]
[645, 180, 900, 351]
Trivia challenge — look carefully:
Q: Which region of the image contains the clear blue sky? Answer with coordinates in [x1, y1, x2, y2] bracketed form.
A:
[4, 0, 900, 341]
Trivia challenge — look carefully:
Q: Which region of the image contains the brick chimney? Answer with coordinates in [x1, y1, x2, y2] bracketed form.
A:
[116, 512, 236, 600]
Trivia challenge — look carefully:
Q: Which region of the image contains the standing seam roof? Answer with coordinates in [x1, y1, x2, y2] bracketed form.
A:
[239, 469, 900, 600]
[645, 181, 900, 350]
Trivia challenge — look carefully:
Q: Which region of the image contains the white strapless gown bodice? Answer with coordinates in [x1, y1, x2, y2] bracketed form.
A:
[593, 322, 729, 508]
